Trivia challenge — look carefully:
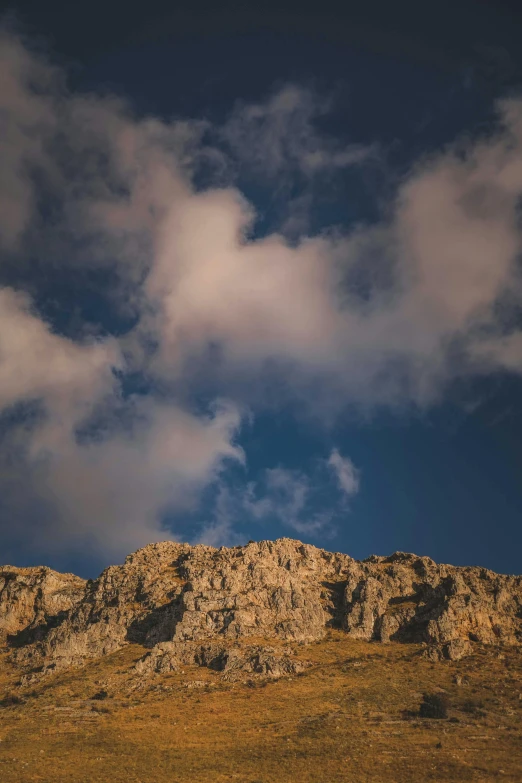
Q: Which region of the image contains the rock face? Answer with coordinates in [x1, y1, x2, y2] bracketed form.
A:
[134, 641, 309, 681]
[0, 566, 85, 641]
[4, 538, 522, 676]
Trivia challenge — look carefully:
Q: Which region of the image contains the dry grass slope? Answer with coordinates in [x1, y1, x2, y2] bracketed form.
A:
[1, 632, 521, 782]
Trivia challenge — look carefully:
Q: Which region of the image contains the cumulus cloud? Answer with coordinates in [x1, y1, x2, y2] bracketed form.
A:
[0, 30, 245, 559]
[22, 398, 243, 558]
[0, 288, 119, 419]
[1, 27, 522, 559]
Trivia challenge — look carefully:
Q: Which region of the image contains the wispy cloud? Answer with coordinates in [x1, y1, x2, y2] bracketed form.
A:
[327, 449, 360, 497]
[197, 450, 360, 546]
[221, 84, 373, 180]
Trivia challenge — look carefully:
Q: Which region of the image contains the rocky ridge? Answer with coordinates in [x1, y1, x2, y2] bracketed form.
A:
[3, 538, 522, 680]
[0, 566, 85, 640]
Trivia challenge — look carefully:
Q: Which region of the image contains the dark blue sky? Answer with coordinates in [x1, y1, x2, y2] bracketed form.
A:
[2, 0, 522, 576]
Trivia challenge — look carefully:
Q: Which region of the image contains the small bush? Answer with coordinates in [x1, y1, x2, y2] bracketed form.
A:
[419, 693, 449, 719]
[0, 693, 23, 707]
[91, 689, 109, 701]
[91, 704, 111, 714]
[461, 698, 486, 717]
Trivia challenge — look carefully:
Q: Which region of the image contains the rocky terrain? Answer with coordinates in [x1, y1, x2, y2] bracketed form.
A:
[2, 538, 521, 681]
[1, 539, 522, 782]
[0, 566, 85, 640]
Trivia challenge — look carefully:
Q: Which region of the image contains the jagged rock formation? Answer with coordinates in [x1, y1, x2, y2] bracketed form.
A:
[4, 539, 522, 678]
[0, 566, 85, 640]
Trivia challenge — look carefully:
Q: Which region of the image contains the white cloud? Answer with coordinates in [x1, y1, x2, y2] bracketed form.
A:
[2, 28, 522, 559]
[0, 288, 120, 421]
[26, 398, 244, 558]
[0, 394, 244, 560]
[327, 449, 360, 497]
[0, 31, 247, 560]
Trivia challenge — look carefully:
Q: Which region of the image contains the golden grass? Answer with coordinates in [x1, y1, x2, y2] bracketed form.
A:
[0, 631, 521, 782]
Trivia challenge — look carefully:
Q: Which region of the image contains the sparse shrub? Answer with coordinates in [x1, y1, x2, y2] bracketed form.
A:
[419, 693, 449, 719]
[461, 698, 486, 717]
[91, 689, 109, 700]
[91, 704, 111, 714]
[0, 693, 23, 707]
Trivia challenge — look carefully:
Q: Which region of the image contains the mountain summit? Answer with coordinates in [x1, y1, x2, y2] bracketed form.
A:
[2, 539, 521, 679]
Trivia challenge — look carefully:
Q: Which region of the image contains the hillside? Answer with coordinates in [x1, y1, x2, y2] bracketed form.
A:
[1, 539, 521, 782]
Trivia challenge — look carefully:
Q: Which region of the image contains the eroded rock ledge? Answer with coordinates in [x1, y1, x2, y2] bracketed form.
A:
[3, 538, 521, 678]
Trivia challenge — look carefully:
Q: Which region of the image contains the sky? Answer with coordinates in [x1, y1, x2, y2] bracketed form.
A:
[1, 0, 522, 577]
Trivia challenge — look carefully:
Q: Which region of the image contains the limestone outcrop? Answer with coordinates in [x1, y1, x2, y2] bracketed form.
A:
[134, 641, 309, 681]
[4, 538, 522, 677]
[0, 566, 85, 641]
